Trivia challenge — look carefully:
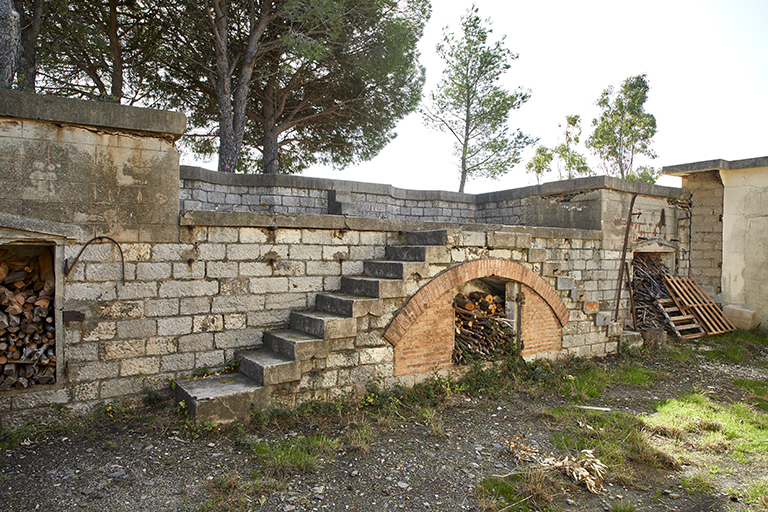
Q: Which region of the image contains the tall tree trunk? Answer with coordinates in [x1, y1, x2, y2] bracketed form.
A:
[108, 0, 123, 100]
[0, 0, 20, 88]
[14, 0, 43, 91]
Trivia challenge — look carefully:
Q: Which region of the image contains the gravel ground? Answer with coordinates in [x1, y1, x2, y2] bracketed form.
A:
[2, 342, 767, 512]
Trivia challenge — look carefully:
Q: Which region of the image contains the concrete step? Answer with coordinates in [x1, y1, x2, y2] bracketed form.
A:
[174, 372, 267, 424]
[341, 276, 408, 299]
[405, 230, 449, 246]
[316, 292, 383, 317]
[290, 310, 357, 339]
[263, 329, 327, 361]
[363, 260, 428, 280]
[386, 245, 450, 264]
[239, 349, 301, 386]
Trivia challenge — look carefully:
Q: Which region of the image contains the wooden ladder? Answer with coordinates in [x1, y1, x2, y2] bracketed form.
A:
[656, 298, 706, 340]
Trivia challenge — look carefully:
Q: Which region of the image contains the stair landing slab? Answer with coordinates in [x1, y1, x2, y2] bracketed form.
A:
[175, 373, 267, 424]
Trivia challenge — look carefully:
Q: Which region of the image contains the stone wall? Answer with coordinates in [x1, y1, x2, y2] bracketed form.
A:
[682, 170, 724, 297]
[0, 90, 690, 428]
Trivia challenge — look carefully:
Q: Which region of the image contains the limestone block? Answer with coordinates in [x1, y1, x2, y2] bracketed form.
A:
[528, 248, 547, 263]
[100, 339, 146, 360]
[606, 322, 623, 337]
[542, 262, 561, 277]
[556, 276, 575, 291]
[193, 314, 224, 333]
[359, 347, 394, 365]
[327, 351, 360, 369]
[595, 312, 613, 326]
[157, 316, 193, 336]
[178, 333, 215, 352]
[121, 356, 160, 376]
[570, 289, 585, 301]
[723, 305, 756, 330]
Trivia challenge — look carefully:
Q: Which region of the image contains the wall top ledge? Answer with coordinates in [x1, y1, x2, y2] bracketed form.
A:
[181, 166, 681, 202]
[180, 210, 602, 240]
[0, 89, 186, 139]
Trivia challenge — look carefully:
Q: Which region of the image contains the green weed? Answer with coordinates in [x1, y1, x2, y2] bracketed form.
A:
[197, 472, 277, 512]
[478, 468, 558, 511]
[548, 407, 678, 484]
[612, 502, 638, 512]
[744, 477, 768, 510]
[616, 364, 655, 386]
[252, 434, 340, 480]
[734, 378, 768, 413]
[646, 392, 768, 455]
[680, 472, 714, 494]
[345, 424, 373, 452]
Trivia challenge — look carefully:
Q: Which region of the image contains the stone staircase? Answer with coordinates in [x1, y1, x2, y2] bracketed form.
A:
[174, 231, 445, 423]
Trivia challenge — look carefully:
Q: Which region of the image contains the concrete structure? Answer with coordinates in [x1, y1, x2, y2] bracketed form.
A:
[665, 157, 768, 330]
[0, 90, 689, 427]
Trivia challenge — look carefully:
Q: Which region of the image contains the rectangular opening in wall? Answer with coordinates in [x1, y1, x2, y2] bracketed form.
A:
[0, 243, 57, 390]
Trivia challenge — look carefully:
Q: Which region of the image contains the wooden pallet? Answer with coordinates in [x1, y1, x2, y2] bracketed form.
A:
[663, 277, 736, 336]
[656, 298, 706, 340]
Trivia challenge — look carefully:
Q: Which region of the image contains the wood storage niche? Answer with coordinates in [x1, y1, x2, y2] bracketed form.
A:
[453, 277, 518, 366]
[0, 243, 57, 390]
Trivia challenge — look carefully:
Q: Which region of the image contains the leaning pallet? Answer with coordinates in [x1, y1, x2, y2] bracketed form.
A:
[663, 277, 736, 336]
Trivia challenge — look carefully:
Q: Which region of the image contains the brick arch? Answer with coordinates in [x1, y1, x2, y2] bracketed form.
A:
[383, 259, 569, 347]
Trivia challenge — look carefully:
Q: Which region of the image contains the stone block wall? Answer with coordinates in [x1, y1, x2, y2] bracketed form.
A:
[0, 90, 688, 427]
[684, 170, 723, 295]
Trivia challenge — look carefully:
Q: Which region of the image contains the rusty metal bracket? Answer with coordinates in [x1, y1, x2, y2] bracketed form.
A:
[613, 194, 638, 322]
[64, 236, 125, 285]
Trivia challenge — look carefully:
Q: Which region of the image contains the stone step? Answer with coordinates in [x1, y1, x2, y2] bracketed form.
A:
[174, 372, 267, 424]
[386, 245, 450, 264]
[341, 276, 408, 299]
[239, 349, 301, 386]
[405, 230, 449, 246]
[316, 292, 383, 317]
[290, 310, 357, 339]
[263, 329, 327, 361]
[363, 260, 428, 280]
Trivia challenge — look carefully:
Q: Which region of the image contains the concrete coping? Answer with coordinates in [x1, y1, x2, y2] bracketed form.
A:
[180, 210, 602, 240]
[0, 89, 186, 138]
[664, 156, 768, 176]
[180, 166, 681, 202]
[0, 213, 84, 241]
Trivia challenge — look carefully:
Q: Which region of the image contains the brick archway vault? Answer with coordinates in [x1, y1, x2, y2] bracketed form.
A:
[383, 259, 569, 347]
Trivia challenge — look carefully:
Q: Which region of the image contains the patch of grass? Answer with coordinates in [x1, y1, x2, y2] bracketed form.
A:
[734, 378, 768, 413]
[680, 472, 714, 495]
[415, 406, 445, 436]
[478, 468, 558, 511]
[702, 329, 768, 365]
[252, 434, 340, 480]
[615, 364, 655, 386]
[345, 424, 373, 452]
[665, 344, 695, 362]
[646, 392, 768, 456]
[562, 366, 613, 401]
[744, 476, 768, 510]
[548, 407, 678, 484]
[612, 502, 638, 512]
[197, 472, 276, 512]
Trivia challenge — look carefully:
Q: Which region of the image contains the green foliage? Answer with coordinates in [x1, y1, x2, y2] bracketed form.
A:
[154, 0, 430, 174]
[624, 165, 662, 184]
[680, 473, 714, 495]
[733, 378, 768, 413]
[615, 363, 656, 386]
[744, 477, 768, 510]
[646, 392, 768, 455]
[549, 407, 679, 483]
[527, 115, 593, 182]
[37, 0, 164, 104]
[422, 4, 535, 192]
[587, 74, 657, 179]
[252, 434, 340, 479]
[197, 472, 276, 512]
[478, 468, 557, 511]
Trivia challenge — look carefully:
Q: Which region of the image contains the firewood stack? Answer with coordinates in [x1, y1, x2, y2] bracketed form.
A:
[0, 248, 56, 390]
[630, 256, 673, 331]
[453, 292, 516, 365]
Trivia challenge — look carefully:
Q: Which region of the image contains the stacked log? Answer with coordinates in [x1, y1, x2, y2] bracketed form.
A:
[0, 248, 56, 390]
[630, 256, 672, 332]
[453, 292, 516, 365]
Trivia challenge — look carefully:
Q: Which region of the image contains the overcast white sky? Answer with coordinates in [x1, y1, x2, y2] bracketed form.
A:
[183, 0, 768, 193]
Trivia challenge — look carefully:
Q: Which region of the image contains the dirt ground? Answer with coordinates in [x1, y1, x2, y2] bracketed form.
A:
[1, 340, 767, 512]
